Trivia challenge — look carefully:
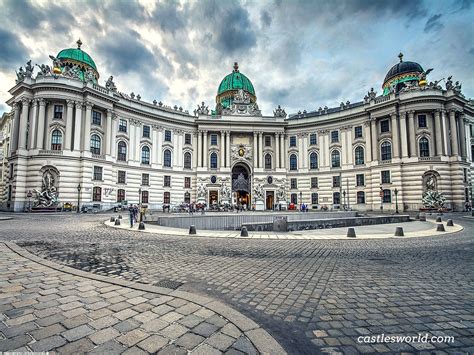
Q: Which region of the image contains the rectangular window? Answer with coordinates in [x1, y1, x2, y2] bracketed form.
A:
[418, 115, 427, 128]
[380, 119, 390, 133]
[185, 133, 192, 145]
[310, 133, 317, 145]
[142, 173, 149, 186]
[117, 170, 126, 184]
[164, 192, 170, 204]
[264, 135, 271, 147]
[311, 193, 318, 205]
[210, 134, 218, 146]
[289, 136, 297, 147]
[331, 130, 339, 143]
[381, 170, 391, 184]
[354, 126, 363, 138]
[119, 119, 127, 133]
[141, 190, 149, 204]
[117, 189, 125, 203]
[92, 111, 102, 125]
[464, 168, 468, 183]
[93, 166, 103, 181]
[164, 130, 172, 142]
[164, 175, 171, 187]
[92, 187, 102, 202]
[53, 105, 63, 119]
[184, 177, 191, 189]
[290, 178, 297, 189]
[311, 177, 318, 189]
[9, 163, 14, 179]
[356, 174, 365, 187]
[383, 189, 392, 203]
[291, 193, 298, 204]
[333, 176, 341, 188]
[143, 125, 150, 138]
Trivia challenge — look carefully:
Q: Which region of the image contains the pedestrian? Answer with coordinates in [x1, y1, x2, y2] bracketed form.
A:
[128, 204, 134, 228]
[133, 204, 139, 223]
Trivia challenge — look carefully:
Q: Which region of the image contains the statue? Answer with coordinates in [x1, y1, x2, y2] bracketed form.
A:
[422, 190, 446, 210]
[419, 68, 433, 82]
[277, 183, 287, 202]
[33, 169, 59, 208]
[454, 81, 462, 93]
[15, 67, 25, 82]
[49, 55, 61, 71]
[85, 68, 95, 83]
[445, 76, 453, 90]
[220, 182, 231, 200]
[426, 174, 436, 191]
[105, 76, 117, 91]
[35, 63, 52, 77]
[25, 60, 34, 77]
[273, 105, 287, 118]
[197, 183, 207, 199]
[194, 102, 209, 115]
[253, 183, 264, 200]
[368, 88, 376, 100]
[62, 64, 81, 79]
[233, 89, 250, 104]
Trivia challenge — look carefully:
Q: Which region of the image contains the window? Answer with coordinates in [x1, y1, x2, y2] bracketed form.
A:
[383, 189, 392, 203]
[463, 168, 468, 183]
[93, 166, 103, 181]
[331, 150, 341, 168]
[419, 137, 430, 157]
[90, 134, 101, 155]
[92, 186, 101, 202]
[357, 191, 365, 204]
[164, 175, 171, 187]
[210, 134, 218, 145]
[264, 135, 271, 147]
[184, 177, 191, 189]
[51, 129, 62, 150]
[333, 176, 341, 188]
[381, 141, 392, 161]
[185, 133, 192, 145]
[117, 189, 125, 203]
[291, 193, 298, 204]
[264, 154, 272, 170]
[381, 170, 391, 184]
[184, 192, 191, 204]
[310, 133, 317, 145]
[354, 126, 363, 139]
[164, 191, 170, 204]
[143, 125, 150, 138]
[117, 141, 127, 161]
[289, 154, 298, 171]
[142, 173, 149, 186]
[92, 111, 101, 125]
[163, 149, 172, 167]
[381, 119, 390, 133]
[117, 170, 126, 184]
[311, 193, 319, 205]
[164, 130, 172, 142]
[290, 178, 297, 189]
[309, 152, 318, 169]
[418, 115, 427, 128]
[333, 192, 340, 205]
[289, 136, 297, 147]
[184, 152, 192, 169]
[331, 130, 339, 143]
[355, 146, 364, 165]
[141, 146, 150, 164]
[141, 190, 149, 204]
[9, 163, 14, 179]
[119, 119, 127, 133]
[356, 174, 365, 187]
[53, 105, 63, 119]
[311, 177, 318, 189]
[210, 152, 218, 169]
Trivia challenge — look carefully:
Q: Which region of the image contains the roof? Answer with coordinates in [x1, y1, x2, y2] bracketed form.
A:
[217, 63, 255, 96]
[287, 101, 365, 120]
[384, 54, 423, 84]
[57, 47, 97, 71]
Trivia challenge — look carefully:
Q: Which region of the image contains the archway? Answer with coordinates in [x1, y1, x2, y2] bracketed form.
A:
[232, 163, 251, 209]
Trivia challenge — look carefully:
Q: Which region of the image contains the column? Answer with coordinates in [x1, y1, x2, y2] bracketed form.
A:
[298, 134, 304, 169]
[303, 133, 308, 168]
[36, 99, 46, 149]
[157, 128, 163, 166]
[391, 113, 399, 158]
[458, 114, 466, 158]
[399, 112, 408, 158]
[280, 134, 285, 168]
[275, 133, 280, 169]
[253, 132, 258, 168]
[110, 114, 117, 158]
[197, 130, 202, 167]
[427, 113, 435, 156]
[10, 103, 20, 154]
[64, 100, 74, 151]
[364, 122, 372, 162]
[151, 126, 158, 164]
[105, 109, 112, 155]
[136, 124, 141, 162]
[220, 131, 225, 169]
[128, 121, 135, 161]
[441, 110, 449, 155]
[341, 130, 347, 165]
[83, 102, 92, 152]
[18, 98, 30, 150]
[433, 111, 442, 156]
[28, 100, 38, 150]
[73, 102, 83, 151]
[371, 119, 377, 161]
[258, 132, 263, 168]
[226, 131, 231, 168]
[408, 111, 416, 157]
[203, 130, 208, 167]
[449, 110, 459, 156]
[178, 132, 183, 167]
[346, 128, 353, 165]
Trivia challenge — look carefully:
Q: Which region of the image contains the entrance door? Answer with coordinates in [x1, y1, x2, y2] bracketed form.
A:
[209, 190, 218, 206]
[266, 191, 274, 210]
[232, 163, 251, 209]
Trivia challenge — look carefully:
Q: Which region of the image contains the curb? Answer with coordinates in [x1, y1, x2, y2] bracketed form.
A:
[3, 242, 287, 355]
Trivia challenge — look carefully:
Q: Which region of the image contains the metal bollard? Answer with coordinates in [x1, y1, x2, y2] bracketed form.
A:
[436, 216, 442, 223]
[394, 227, 404, 236]
[419, 214, 426, 221]
[189, 225, 196, 235]
[346, 227, 356, 238]
[240, 226, 249, 237]
[114, 219, 121, 226]
[415, 213, 420, 220]
[138, 222, 145, 230]
[436, 224, 445, 232]
[118, 215, 123, 219]
[110, 217, 116, 222]
[446, 219, 454, 227]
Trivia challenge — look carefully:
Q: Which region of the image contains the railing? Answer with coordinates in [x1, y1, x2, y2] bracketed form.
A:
[38, 150, 63, 155]
[92, 154, 106, 160]
[374, 95, 391, 104]
[380, 159, 392, 164]
[419, 156, 441, 162]
[92, 84, 109, 95]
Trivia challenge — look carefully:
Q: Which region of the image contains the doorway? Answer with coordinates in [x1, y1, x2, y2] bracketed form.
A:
[266, 191, 274, 210]
[209, 190, 218, 206]
[232, 163, 251, 209]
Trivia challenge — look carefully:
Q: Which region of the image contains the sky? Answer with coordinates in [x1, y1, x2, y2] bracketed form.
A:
[0, 0, 473, 116]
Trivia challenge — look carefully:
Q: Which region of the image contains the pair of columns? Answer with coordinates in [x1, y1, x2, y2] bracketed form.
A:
[197, 130, 231, 168]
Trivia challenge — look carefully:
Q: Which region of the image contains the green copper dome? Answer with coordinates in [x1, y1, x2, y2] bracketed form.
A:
[216, 63, 256, 110]
[57, 39, 97, 71]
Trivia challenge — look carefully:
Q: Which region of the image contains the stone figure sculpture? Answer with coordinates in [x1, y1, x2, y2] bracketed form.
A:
[33, 169, 59, 208]
[220, 182, 231, 200]
[253, 183, 264, 200]
[445, 76, 453, 90]
[273, 105, 287, 118]
[194, 102, 209, 115]
[25, 60, 34, 77]
[15, 67, 26, 82]
[105, 76, 117, 91]
[197, 183, 207, 198]
[35, 64, 52, 77]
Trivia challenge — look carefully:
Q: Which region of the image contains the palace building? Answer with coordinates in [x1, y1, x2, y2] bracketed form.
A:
[1, 41, 473, 212]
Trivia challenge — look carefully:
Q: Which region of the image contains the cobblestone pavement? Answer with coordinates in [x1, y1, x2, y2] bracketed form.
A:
[0, 212, 473, 354]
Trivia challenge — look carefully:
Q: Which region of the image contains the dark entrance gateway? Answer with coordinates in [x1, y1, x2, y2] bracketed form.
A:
[232, 163, 251, 209]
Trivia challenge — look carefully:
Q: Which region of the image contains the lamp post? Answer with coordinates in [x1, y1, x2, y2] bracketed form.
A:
[394, 188, 399, 214]
[379, 186, 383, 214]
[342, 190, 346, 211]
[138, 188, 142, 222]
[76, 183, 81, 213]
[299, 191, 302, 211]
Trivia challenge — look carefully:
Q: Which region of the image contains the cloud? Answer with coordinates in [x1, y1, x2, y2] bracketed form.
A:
[0, 28, 28, 71]
[424, 14, 443, 32]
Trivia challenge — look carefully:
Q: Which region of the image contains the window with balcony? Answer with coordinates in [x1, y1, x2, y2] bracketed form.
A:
[184, 152, 192, 169]
[210, 152, 218, 169]
[117, 141, 127, 161]
[309, 152, 318, 169]
[331, 150, 341, 168]
[355, 146, 364, 165]
[141, 146, 150, 164]
[381, 141, 392, 161]
[163, 149, 172, 167]
[51, 129, 62, 150]
[289, 154, 298, 171]
[264, 154, 272, 170]
[419, 137, 430, 157]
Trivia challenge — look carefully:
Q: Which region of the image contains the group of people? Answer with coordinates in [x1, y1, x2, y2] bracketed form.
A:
[128, 204, 140, 227]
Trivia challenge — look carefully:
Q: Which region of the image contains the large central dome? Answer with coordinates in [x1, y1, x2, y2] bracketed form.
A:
[216, 62, 256, 109]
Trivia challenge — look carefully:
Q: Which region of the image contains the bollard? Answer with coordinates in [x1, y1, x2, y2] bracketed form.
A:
[114, 219, 121, 226]
[446, 219, 454, 227]
[436, 216, 442, 223]
[189, 225, 196, 235]
[394, 227, 404, 237]
[138, 222, 145, 230]
[436, 224, 445, 232]
[118, 215, 123, 219]
[415, 213, 420, 220]
[110, 217, 116, 222]
[346, 227, 356, 238]
[419, 214, 426, 221]
[240, 226, 249, 237]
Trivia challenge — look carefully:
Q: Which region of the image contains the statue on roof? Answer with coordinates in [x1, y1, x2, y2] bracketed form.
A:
[194, 102, 209, 116]
[25, 60, 34, 77]
[445, 76, 453, 90]
[454, 81, 462, 93]
[274, 105, 286, 118]
[15, 67, 25, 82]
[234, 89, 250, 104]
[105, 76, 117, 91]
[85, 67, 95, 83]
[35, 63, 51, 78]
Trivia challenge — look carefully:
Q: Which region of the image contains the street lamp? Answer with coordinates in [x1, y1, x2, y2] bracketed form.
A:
[394, 188, 399, 214]
[379, 186, 384, 214]
[342, 190, 346, 210]
[138, 188, 142, 222]
[76, 183, 81, 213]
[299, 191, 302, 211]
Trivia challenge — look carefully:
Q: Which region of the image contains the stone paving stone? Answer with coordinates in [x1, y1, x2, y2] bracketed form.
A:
[140, 318, 169, 332]
[89, 339, 126, 354]
[221, 323, 241, 339]
[205, 332, 235, 351]
[89, 315, 120, 330]
[175, 332, 205, 350]
[56, 337, 95, 354]
[114, 319, 141, 333]
[61, 324, 94, 342]
[88, 327, 121, 345]
[4, 313, 35, 326]
[0, 334, 32, 352]
[158, 344, 188, 355]
[36, 313, 66, 327]
[137, 334, 170, 353]
[115, 308, 139, 320]
[133, 310, 159, 323]
[30, 323, 65, 340]
[232, 336, 258, 355]
[29, 334, 67, 352]
[61, 314, 90, 329]
[192, 322, 220, 337]
[117, 328, 149, 347]
[122, 345, 149, 355]
[152, 304, 174, 316]
[160, 323, 189, 339]
[160, 310, 184, 323]
[178, 314, 205, 328]
[0, 321, 37, 338]
[191, 343, 223, 355]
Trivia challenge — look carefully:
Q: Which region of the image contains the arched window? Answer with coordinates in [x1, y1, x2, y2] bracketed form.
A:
[357, 191, 365, 204]
[264, 154, 272, 170]
[381, 141, 392, 161]
[331, 150, 341, 168]
[51, 129, 62, 150]
[92, 186, 101, 202]
[333, 192, 340, 205]
[355, 146, 364, 165]
[184, 152, 192, 169]
[90, 134, 101, 155]
[117, 141, 127, 161]
[309, 152, 318, 170]
[163, 149, 172, 167]
[141, 146, 150, 164]
[210, 152, 218, 169]
[289, 154, 298, 171]
[117, 189, 125, 203]
[419, 137, 430, 157]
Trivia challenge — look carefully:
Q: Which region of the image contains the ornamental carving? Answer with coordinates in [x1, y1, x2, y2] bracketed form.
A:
[33, 167, 59, 208]
[273, 105, 287, 118]
[221, 89, 262, 116]
[231, 144, 252, 163]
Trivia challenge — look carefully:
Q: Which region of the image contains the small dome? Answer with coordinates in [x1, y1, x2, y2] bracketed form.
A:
[57, 39, 97, 71]
[382, 53, 423, 95]
[216, 62, 256, 109]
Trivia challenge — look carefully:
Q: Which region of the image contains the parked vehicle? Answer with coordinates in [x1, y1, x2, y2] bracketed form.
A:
[62, 202, 73, 211]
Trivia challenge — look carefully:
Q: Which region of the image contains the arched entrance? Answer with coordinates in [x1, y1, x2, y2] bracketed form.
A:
[232, 163, 251, 209]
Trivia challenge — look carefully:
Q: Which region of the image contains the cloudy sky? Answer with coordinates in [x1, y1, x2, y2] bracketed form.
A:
[0, 0, 473, 116]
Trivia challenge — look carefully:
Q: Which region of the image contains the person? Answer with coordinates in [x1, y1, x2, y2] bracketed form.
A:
[128, 204, 134, 228]
[133, 205, 139, 223]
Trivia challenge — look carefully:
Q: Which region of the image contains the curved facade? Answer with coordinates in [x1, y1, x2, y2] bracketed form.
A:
[1, 46, 473, 212]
